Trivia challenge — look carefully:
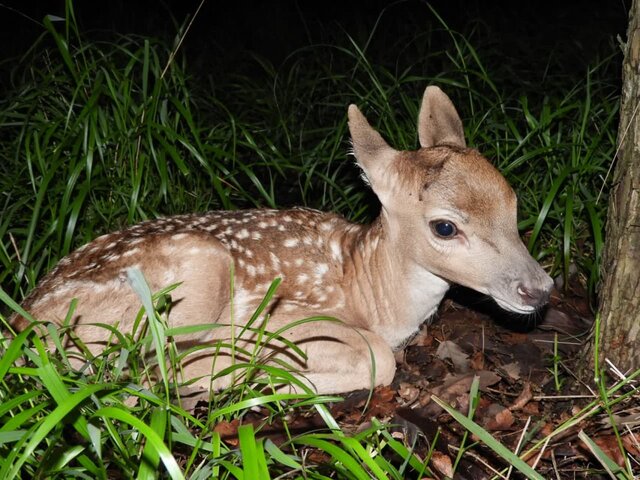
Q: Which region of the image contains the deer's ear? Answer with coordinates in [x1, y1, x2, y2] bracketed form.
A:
[348, 104, 397, 190]
[418, 86, 466, 148]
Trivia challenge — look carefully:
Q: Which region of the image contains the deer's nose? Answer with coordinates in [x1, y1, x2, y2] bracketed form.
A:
[516, 283, 551, 308]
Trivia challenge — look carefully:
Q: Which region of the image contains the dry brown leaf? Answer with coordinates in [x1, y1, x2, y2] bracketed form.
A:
[469, 350, 485, 370]
[622, 432, 640, 456]
[213, 419, 240, 446]
[510, 382, 533, 411]
[376, 385, 396, 403]
[425, 371, 500, 414]
[397, 382, 420, 404]
[481, 403, 514, 430]
[540, 422, 554, 437]
[500, 332, 529, 344]
[436, 340, 470, 372]
[501, 361, 521, 381]
[587, 434, 627, 467]
[430, 451, 453, 477]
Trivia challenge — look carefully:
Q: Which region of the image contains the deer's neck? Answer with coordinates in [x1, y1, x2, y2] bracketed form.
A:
[341, 214, 450, 348]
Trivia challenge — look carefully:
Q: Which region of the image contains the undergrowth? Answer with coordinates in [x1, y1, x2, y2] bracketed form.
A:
[0, 0, 626, 478]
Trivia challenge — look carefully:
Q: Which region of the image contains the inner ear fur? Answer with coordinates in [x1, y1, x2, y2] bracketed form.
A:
[347, 104, 396, 189]
[418, 86, 466, 149]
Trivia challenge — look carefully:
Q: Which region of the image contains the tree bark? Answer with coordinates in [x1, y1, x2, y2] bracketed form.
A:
[597, 0, 640, 371]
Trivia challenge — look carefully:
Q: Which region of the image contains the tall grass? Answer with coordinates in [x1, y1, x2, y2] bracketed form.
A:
[0, 1, 621, 477]
[0, 3, 619, 301]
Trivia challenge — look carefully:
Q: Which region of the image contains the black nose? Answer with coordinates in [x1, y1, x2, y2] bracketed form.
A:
[517, 284, 551, 308]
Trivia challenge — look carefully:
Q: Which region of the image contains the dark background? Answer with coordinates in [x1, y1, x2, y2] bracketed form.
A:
[0, 1, 630, 80]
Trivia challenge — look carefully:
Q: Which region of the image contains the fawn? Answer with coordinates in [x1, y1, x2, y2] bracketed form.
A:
[11, 86, 553, 397]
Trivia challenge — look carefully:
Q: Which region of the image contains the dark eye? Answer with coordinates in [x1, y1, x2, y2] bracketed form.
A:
[430, 220, 457, 239]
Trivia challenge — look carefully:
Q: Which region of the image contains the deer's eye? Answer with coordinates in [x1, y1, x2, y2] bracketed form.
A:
[430, 220, 457, 239]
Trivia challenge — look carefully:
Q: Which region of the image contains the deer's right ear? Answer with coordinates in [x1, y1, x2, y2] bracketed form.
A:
[418, 86, 466, 148]
[348, 104, 396, 191]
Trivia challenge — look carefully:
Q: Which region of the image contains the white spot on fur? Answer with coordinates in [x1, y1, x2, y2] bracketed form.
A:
[247, 265, 257, 276]
[294, 258, 303, 266]
[319, 222, 333, 232]
[277, 225, 286, 232]
[283, 215, 292, 222]
[282, 303, 297, 312]
[232, 288, 252, 321]
[283, 238, 299, 248]
[314, 263, 329, 278]
[258, 221, 268, 229]
[330, 241, 342, 262]
[171, 233, 189, 241]
[235, 229, 250, 239]
[297, 273, 309, 283]
[251, 231, 262, 240]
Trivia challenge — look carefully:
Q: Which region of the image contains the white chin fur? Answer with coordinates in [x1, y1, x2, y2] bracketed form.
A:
[493, 297, 536, 315]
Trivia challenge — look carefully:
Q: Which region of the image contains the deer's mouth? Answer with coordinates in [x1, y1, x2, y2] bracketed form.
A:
[492, 296, 538, 315]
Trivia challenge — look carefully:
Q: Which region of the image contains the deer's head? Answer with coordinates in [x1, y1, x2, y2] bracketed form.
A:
[348, 86, 553, 314]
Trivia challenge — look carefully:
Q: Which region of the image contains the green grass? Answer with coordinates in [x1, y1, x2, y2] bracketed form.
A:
[0, 274, 438, 479]
[0, 0, 625, 477]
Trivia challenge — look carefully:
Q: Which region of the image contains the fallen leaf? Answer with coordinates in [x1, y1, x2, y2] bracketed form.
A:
[510, 382, 533, 411]
[584, 434, 627, 467]
[397, 382, 420, 404]
[436, 340, 470, 372]
[424, 371, 500, 415]
[622, 432, 640, 456]
[469, 350, 485, 370]
[213, 419, 240, 446]
[430, 451, 453, 477]
[501, 362, 521, 381]
[481, 403, 514, 430]
[522, 402, 540, 415]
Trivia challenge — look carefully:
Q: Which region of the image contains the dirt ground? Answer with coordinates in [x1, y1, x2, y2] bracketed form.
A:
[210, 275, 640, 478]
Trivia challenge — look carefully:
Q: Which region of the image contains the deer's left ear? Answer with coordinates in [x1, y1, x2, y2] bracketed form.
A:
[348, 104, 397, 194]
[418, 86, 466, 148]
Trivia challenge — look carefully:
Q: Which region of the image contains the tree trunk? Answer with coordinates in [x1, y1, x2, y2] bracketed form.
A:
[597, 0, 640, 371]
